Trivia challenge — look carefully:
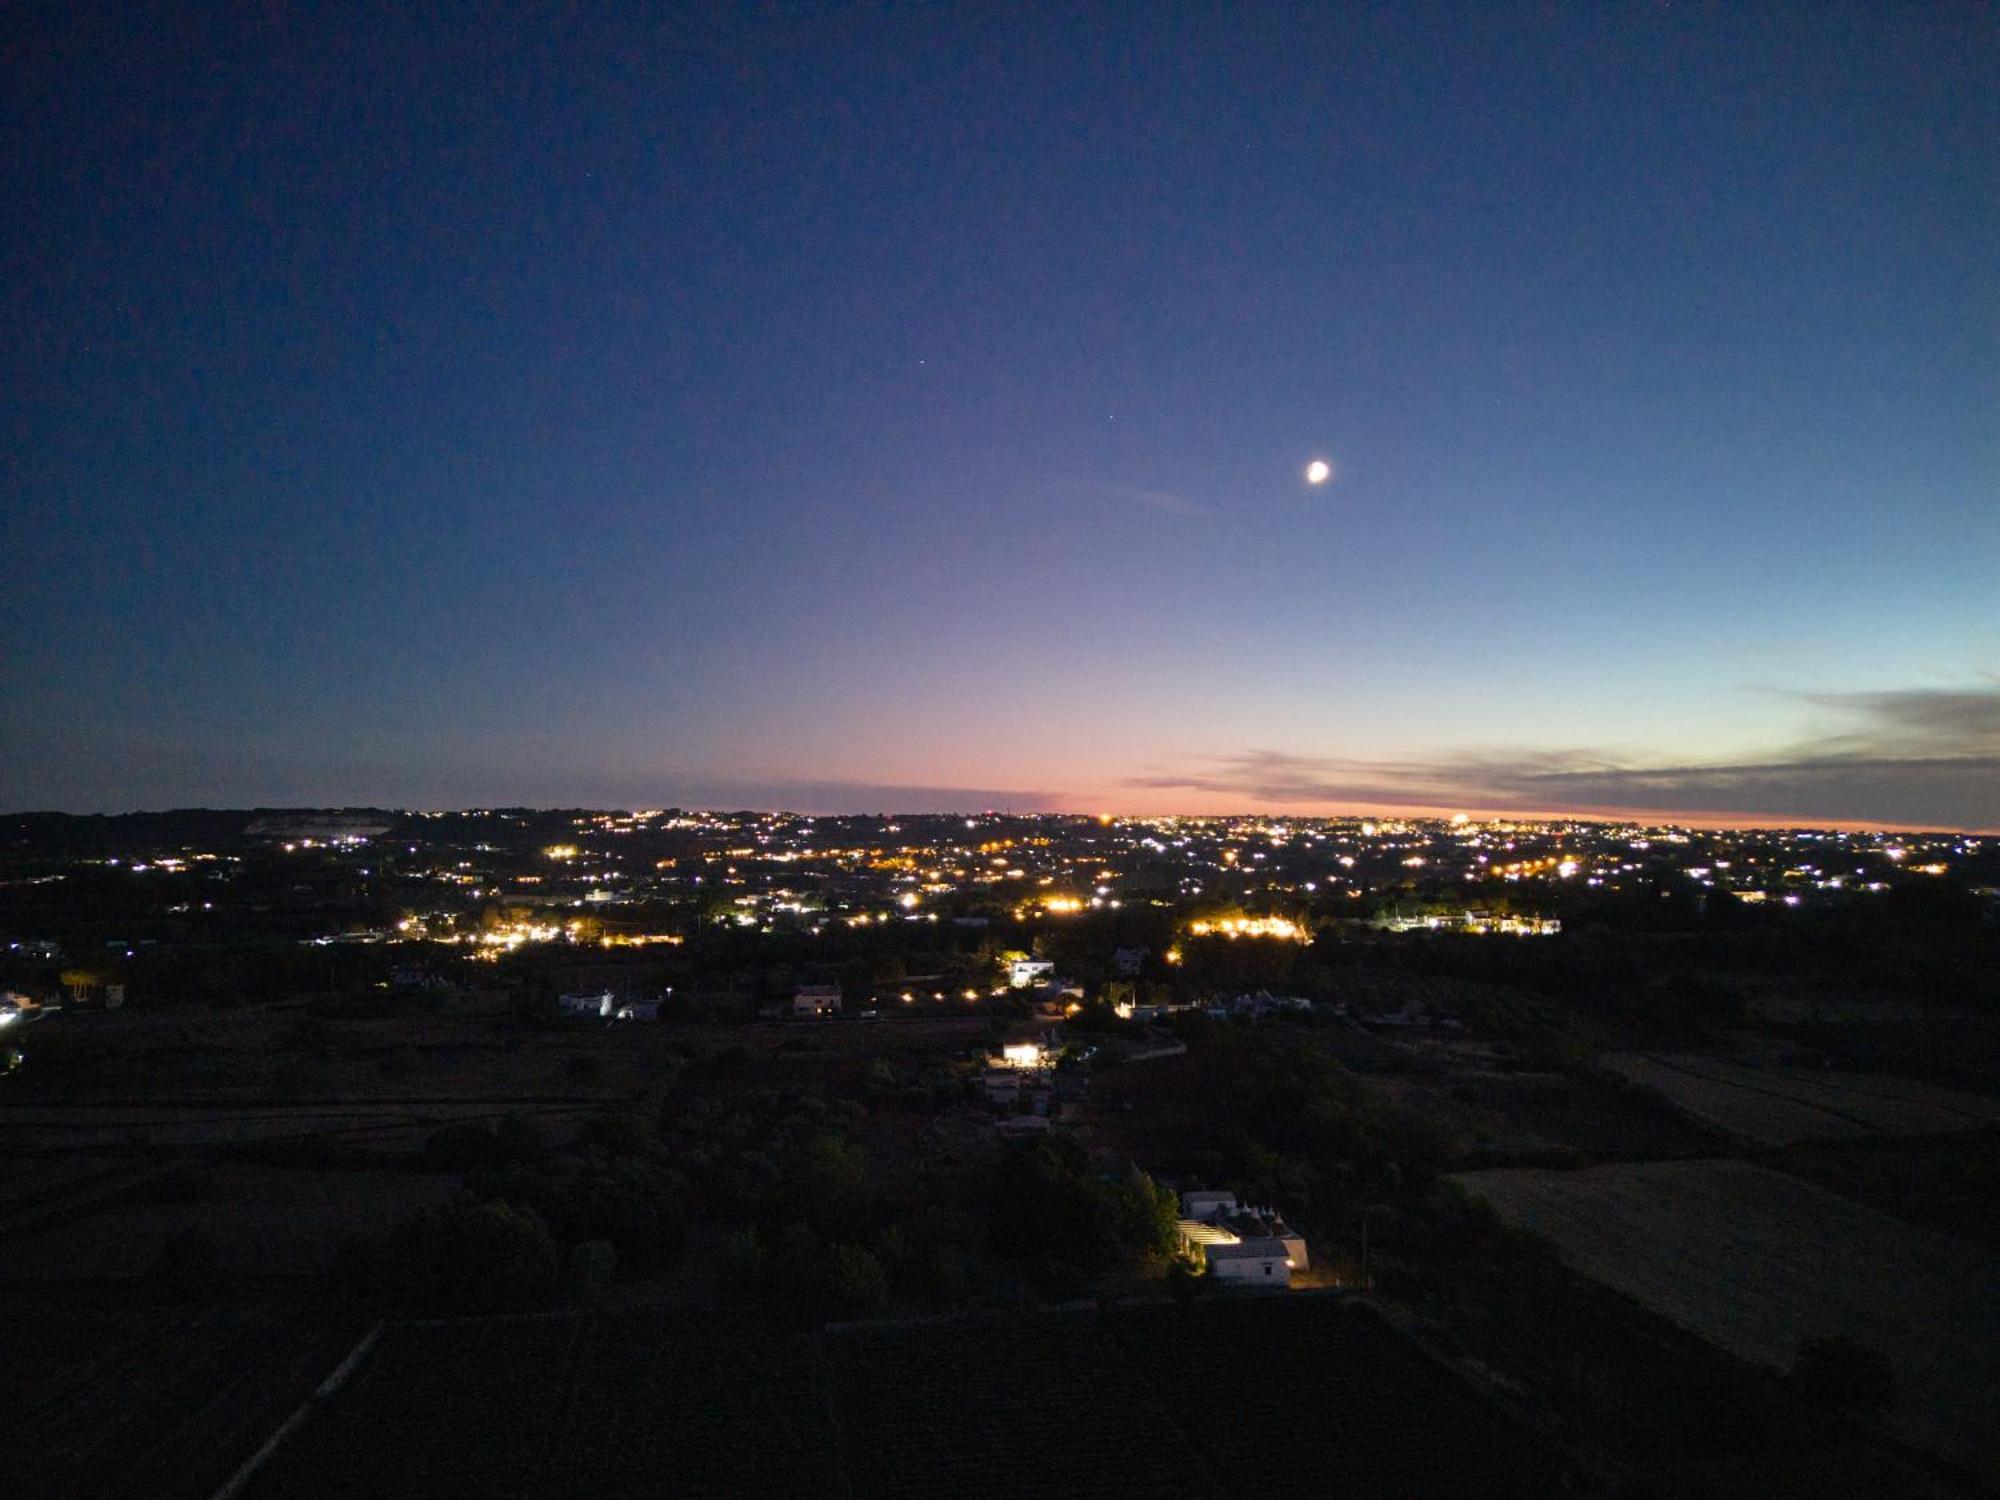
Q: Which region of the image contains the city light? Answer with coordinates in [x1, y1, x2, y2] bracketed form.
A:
[1186, 916, 1307, 942]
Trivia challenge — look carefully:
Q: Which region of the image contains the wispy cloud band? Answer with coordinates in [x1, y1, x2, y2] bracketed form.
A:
[1126, 682, 2000, 830]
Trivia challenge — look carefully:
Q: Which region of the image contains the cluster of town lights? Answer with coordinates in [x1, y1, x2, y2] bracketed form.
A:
[1185, 915, 1307, 942]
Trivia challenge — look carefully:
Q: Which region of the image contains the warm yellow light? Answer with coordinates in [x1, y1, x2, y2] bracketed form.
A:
[1185, 915, 1305, 942]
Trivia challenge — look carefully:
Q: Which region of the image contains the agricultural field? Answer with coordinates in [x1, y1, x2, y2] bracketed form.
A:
[0, 1097, 610, 1154]
[1453, 1158, 2000, 1486]
[825, 1313, 1202, 1498]
[4, 1002, 660, 1106]
[1, 1288, 366, 1500]
[0, 1151, 159, 1237]
[1767, 1136, 2000, 1251]
[250, 1315, 596, 1498]
[0, 1151, 146, 1206]
[1800, 1012, 2000, 1091]
[249, 1297, 1569, 1497]
[2, 1162, 457, 1278]
[1105, 1297, 1568, 1496]
[1596, 1051, 2000, 1147]
[259, 1310, 847, 1498]
[1369, 1067, 1722, 1164]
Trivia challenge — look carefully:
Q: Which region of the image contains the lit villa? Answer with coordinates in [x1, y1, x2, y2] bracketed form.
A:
[1176, 1189, 1308, 1287]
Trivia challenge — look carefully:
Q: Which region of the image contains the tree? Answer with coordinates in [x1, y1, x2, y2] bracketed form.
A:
[815, 1242, 888, 1320]
[773, 1135, 870, 1239]
[988, 1138, 1173, 1276]
[386, 1195, 561, 1313]
[468, 1157, 687, 1273]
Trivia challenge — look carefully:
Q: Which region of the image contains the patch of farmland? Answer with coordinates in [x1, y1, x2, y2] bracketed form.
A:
[1597, 1052, 2000, 1146]
[252, 1300, 1568, 1497]
[1454, 1158, 2000, 1486]
[1679, 1054, 2000, 1128]
[0, 1097, 605, 1151]
[2, 1290, 364, 1500]
[824, 1311, 1205, 1498]
[1, 1164, 457, 1278]
[0, 1153, 145, 1208]
[252, 1316, 587, 1498]
[1106, 1297, 1567, 1496]
[542, 1310, 840, 1497]
[258, 1311, 841, 1499]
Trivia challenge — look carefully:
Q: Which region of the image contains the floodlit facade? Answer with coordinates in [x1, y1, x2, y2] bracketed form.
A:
[1178, 1189, 1307, 1283]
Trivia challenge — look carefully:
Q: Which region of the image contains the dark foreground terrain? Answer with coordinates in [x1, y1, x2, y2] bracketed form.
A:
[250, 1295, 1566, 1499]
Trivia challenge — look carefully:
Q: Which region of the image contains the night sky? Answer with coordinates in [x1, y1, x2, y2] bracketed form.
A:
[6, 4, 1995, 828]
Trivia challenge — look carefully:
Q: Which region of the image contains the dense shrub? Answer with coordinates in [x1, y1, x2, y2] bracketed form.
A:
[773, 1135, 871, 1238]
[988, 1138, 1175, 1275]
[424, 1112, 551, 1170]
[468, 1157, 687, 1273]
[567, 1239, 618, 1288]
[385, 1195, 561, 1314]
[816, 1242, 889, 1320]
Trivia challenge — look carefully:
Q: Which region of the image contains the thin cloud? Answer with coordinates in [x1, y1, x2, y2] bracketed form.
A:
[1128, 681, 2000, 830]
[1065, 480, 1210, 517]
[1787, 681, 2000, 757]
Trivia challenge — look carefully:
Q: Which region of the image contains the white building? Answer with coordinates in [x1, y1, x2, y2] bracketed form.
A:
[1205, 1239, 1292, 1285]
[1276, 1227, 1309, 1270]
[558, 990, 614, 1019]
[1178, 1189, 1308, 1279]
[1008, 958, 1056, 989]
[1180, 1189, 1239, 1221]
[793, 984, 843, 1017]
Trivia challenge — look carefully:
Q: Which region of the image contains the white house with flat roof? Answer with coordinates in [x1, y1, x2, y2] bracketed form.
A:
[793, 984, 842, 1017]
[1204, 1238, 1292, 1285]
[1181, 1189, 1239, 1221]
[1178, 1189, 1307, 1283]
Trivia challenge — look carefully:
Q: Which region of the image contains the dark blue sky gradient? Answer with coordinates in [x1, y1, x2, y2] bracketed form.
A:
[5, 4, 1995, 825]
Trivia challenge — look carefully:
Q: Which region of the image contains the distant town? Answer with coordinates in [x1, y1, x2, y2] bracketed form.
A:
[4, 806, 1996, 1495]
[6, 807, 1989, 999]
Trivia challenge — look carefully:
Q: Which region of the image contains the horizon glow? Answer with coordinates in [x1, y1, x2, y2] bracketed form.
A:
[4, 6, 1994, 831]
